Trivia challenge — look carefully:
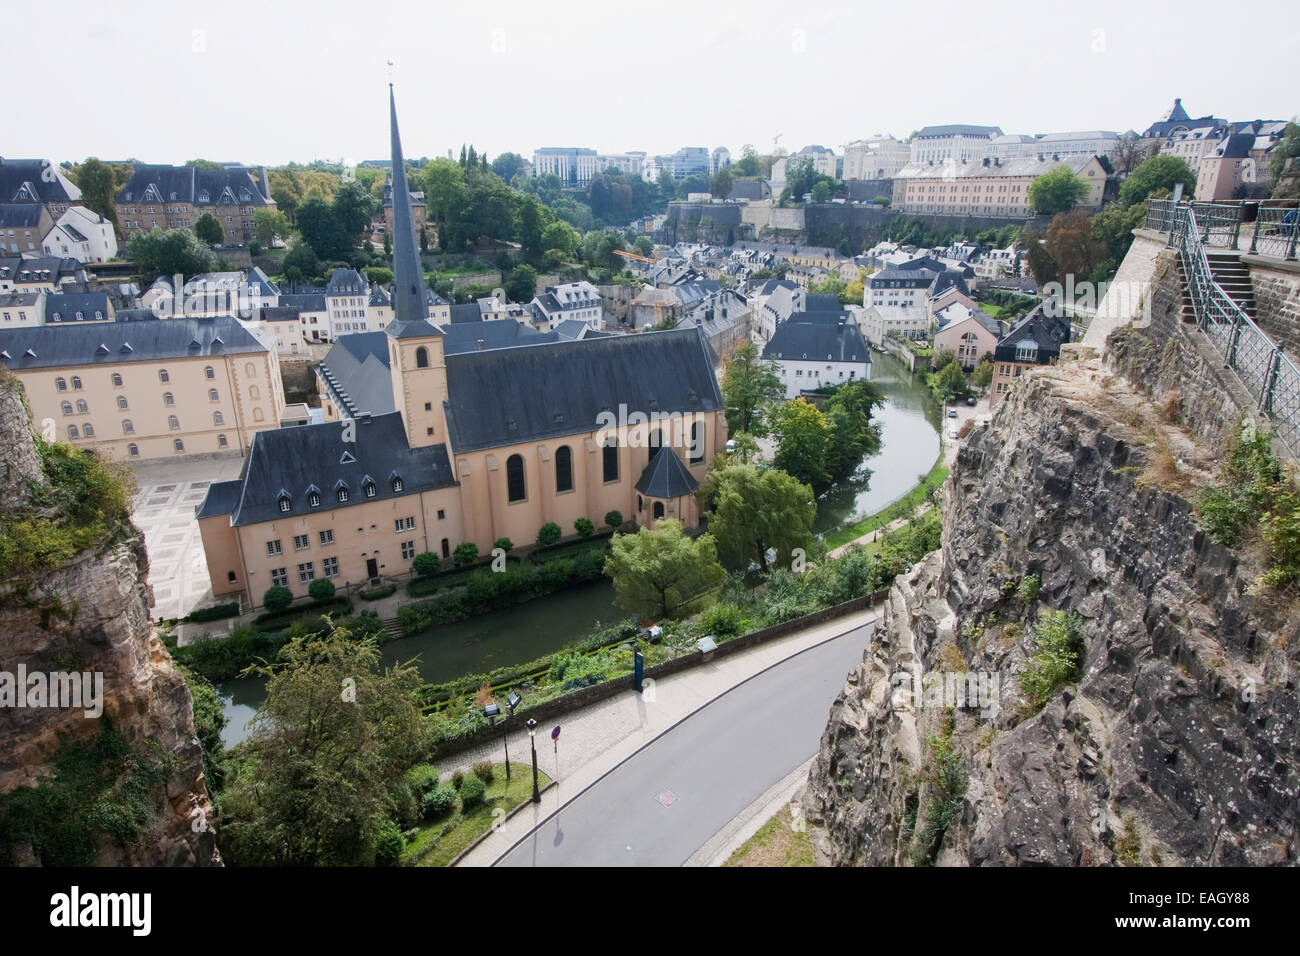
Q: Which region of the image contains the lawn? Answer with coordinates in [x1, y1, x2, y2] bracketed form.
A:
[724, 802, 817, 867]
[979, 303, 1001, 318]
[824, 460, 948, 550]
[402, 763, 553, 867]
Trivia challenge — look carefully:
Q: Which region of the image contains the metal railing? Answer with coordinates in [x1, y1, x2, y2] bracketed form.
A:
[1144, 199, 1300, 460]
[1146, 198, 1299, 260]
[1250, 204, 1300, 260]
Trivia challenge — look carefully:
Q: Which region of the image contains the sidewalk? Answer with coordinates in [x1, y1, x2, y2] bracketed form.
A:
[449, 604, 879, 866]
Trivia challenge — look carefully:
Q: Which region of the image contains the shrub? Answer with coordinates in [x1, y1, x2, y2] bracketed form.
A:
[697, 602, 746, 637]
[538, 557, 575, 589]
[536, 522, 562, 547]
[472, 760, 495, 784]
[420, 785, 457, 819]
[1019, 610, 1084, 713]
[453, 542, 479, 566]
[1016, 574, 1041, 602]
[308, 578, 336, 602]
[404, 763, 440, 798]
[262, 586, 292, 613]
[604, 510, 623, 530]
[397, 602, 432, 635]
[372, 820, 405, 866]
[494, 537, 514, 552]
[459, 774, 487, 810]
[451, 769, 465, 789]
[412, 551, 440, 576]
[359, 583, 396, 601]
[574, 517, 595, 538]
[186, 603, 240, 623]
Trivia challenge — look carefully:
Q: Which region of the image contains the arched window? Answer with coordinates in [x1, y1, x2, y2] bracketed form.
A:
[83, 424, 94, 437]
[123, 420, 134, 434]
[637, 494, 644, 512]
[158, 369, 169, 383]
[249, 385, 261, 399]
[111, 373, 123, 387]
[174, 439, 185, 452]
[204, 366, 215, 379]
[392, 477, 403, 493]
[337, 486, 349, 502]
[245, 363, 255, 376]
[68, 425, 79, 439]
[690, 421, 705, 465]
[213, 411, 224, 425]
[253, 408, 264, 422]
[603, 441, 619, 483]
[308, 491, 320, 507]
[506, 454, 526, 502]
[73, 399, 87, 414]
[441, 537, 451, 559]
[164, 392, 174, 405]
[55, 377, 67, 391]
[117, 396, 128, 410]
[416, 346, 429, 368]
[653, 501, 665, 519]
[127, 443, 138, 457]
[71, 376, 82, 390]
[555, 445, 573, 493]
[168, 415, 179, 430]
[61, 401, 72, 415]
[209, 389, 219, 402]
[217, 434, 228, 447]
[278, 495, 291, 513]
[364, 481, 377, 498]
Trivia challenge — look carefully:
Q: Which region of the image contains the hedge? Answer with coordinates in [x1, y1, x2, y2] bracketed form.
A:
[359, 584, 397, 601]
[186, 603, 240, 623]
[254, 597, 353, 630]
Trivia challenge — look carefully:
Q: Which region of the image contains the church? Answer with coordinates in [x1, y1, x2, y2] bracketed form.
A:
[197, 88, 727, 606]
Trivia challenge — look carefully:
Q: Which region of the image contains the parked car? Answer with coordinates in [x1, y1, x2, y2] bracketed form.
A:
[966, 396, 977, 406]
[948, 427, 959, 439]
[947, 409, 958, 418]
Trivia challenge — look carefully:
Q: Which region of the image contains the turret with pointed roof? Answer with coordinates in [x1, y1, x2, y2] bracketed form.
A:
[386, 84, 441, 340]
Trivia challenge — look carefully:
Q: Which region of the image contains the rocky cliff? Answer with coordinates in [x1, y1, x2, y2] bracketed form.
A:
[804, 350, 1299, 866]
[0, 377, 219, 866]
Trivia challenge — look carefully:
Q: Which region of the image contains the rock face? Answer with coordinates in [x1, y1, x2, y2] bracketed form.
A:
[0, 376, 219, 866]
[804, 354, 1299, 866]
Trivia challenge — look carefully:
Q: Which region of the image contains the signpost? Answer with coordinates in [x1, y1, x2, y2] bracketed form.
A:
[551, 725, 561, 780]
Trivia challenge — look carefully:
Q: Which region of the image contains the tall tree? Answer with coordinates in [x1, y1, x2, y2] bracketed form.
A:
[710, 166, 734, 199]
[194, 212, 224, 246]
[771, 397, 832, 487]
[422, 159, 465, 251]
[722, 341, 784, 436]
[734, 145, 761, 178]
[253, 208, 291, 247]
[296, 198, 351, 261]
[491, 152, 528, 182]
[68, 158, 131, 228]
[1118, 154, 1197, 207]
[215, 625, 432, 866]
[705, 462, 816, 572]
[1028, 166, 1090, 216]
[603, 519, 725, 619]
[127, 226, 216, 279]
[331, 179, 378, 243]
[1045, 209, 1108, 282]
[505, 264, 537, 303]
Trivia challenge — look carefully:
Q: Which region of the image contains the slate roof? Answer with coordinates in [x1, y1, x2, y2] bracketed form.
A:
[442, 328, 722, 454]
[260, 306, 300, 323]
[116, 164, 272, 207]
[326, 268, 367, 296]
[553, 318, 590, 340]
[114, 308, 159, 322]
[0, 316, 265, 370]
[0, 204, 45, 228]
[315, 332, 395, 418]
[44, 291, 110, 321]
[279, 292, 327, 312]
[440, 319, 558, 355]
[895, 154, 1101, 180]
[635, 446, 699, 499]
[196, 480, 243, 520]
[993, 300, 1071, 364]
[225, 412, 457, 527]
[914, 125, 1003, 138]
[0, 159, 81, 203]
[804, 293, 842, 312]
[449, 303, 484, 324]
[762, 314, 871, 365]
[384, 87, 439, 338]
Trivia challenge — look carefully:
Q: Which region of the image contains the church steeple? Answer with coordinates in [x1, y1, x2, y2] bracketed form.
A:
[386, 83, 440, 339]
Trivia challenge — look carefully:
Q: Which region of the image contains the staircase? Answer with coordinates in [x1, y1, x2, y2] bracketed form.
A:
[381, 616, 403, 640]
[1174, 250, 1257, 324]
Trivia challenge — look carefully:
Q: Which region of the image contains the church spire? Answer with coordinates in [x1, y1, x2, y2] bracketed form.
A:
[387, 84, 439, 338]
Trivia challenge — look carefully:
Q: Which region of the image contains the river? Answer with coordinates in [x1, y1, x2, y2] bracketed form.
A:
[216, 352, 940, 746]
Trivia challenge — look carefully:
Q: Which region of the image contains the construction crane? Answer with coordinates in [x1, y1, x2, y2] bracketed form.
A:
[613, 249, 657, 265]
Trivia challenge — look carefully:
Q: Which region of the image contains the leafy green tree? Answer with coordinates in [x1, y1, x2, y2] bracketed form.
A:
[127, 227, 216, 279]
[811, 181, 833, 203]
[296, 198, 351, 260]
[1028, 166, 1090, 215]
[932, 347, 956, 372]
[821, 379, 884, 480]
[710, 166, 734, 199]
[308, 578, 336, 601]
[491, 152, 528, 183]
[282, 240, 320, 282]
[365, 266, 393, 285]
[253, 209, 291, 247]
[262, 585, 292, 612]
[604, 518, 725, 619]
[68, 158, 131, 228]
[722, 342, 784, 436]
[194, 212, 224, 246]
[541, 221, 577, 258]
[772, 398, 832, 487]
[216, 624, 432, 866]
[1089, 200, 1146, 270]
[733, 145, 761, 178]
[1118, 154, 1197, 208]
[634, 236, 654, 256]
[934, 360, 968, 399]
[412, 551, 439, 576]
[1270, 121, 1300, 189]
[423, 159, 466, 250]
[971, 359, 994, 389]
[331, 179, 378, 243]
[453, 542, 479, 566]
[506, 264, 538, 303]
[704, 463, 815, 571]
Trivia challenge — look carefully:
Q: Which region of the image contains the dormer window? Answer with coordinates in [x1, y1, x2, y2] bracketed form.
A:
[364, 481, 377, 498]
[309, 492, 321, 508]
[278, 495, 292, 513]
[337, 487, 349, 502]
[391, 477, 403, 493]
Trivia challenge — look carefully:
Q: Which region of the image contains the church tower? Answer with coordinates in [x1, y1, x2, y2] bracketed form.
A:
[385, 84, 448, 449]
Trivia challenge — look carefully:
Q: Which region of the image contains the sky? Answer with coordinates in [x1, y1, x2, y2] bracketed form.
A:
[10, 0, 1298, 168]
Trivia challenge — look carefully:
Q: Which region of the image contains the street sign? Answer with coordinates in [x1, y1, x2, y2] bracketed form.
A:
[551, 725, 561, 740]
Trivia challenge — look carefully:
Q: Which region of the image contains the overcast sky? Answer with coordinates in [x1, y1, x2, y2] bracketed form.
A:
[13, 0, 1298, 168]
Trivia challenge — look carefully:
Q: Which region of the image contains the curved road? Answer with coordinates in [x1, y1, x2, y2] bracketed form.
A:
[496, 622, 875, 867]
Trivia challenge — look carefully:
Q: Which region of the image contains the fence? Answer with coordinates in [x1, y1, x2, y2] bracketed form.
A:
[1144, 199, 1300, 459]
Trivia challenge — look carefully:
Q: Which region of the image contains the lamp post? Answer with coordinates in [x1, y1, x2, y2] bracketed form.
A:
[482, 702, 508, 780]
[526, 718, 541, 804]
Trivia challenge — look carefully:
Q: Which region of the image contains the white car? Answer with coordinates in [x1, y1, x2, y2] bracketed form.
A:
[948, 427, 959, 440]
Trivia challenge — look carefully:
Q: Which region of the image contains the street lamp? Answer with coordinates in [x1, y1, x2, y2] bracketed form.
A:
[526, 718, 541, 804]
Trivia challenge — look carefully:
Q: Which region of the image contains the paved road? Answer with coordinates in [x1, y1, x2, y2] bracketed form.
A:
[496, 622, 874, 867]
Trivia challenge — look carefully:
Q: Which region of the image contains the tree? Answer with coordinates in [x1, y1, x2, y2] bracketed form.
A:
[734, 145, 761, 178]
[710, 166, 734, 199]
[491, 152, 528, 183]
[722, 342, 784, 436]
[1022, 228, 1057, 285]
[253, 208, 291, 247]
[296, 198, 354, 261]
[126, 227, 216, 279]
[971, 359, 994, 389]
[1028, 166, 1090, 216]
[423, 159, 466, 250]
[505, 264, 538, 303]
[412, 551, 439, 576]
[282, 240, 320, 282]
[1118, 155, 1196, 208]
[263, 586, 293, 612]
[1269, 121, 1300, 188]
[633, 236, 654, 257]
[704, 463, 815, 572]
[1045, 209, 1108, 282]
[931, 347, 957, 372]
[194, 212, 224, 246]
[68, 158, 131, 228]
[541, 221, 577, 259]
[331, 179, 377, 242]
[215, 624, 432, 866]
[308, 578, 336, 602]
[934, 360, 968, 399]
[453, 542, 479, 566]
[365, 266, 393, 286]
[603, 518, 725, 619]
[1090, 200, 1146, 270]
[811, 181, 833, 203]
[821, 379, 884, 480]
[771, 398, 832, 487]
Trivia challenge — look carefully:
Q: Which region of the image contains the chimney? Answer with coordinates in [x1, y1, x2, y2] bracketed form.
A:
[476, 338, 485, 351]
